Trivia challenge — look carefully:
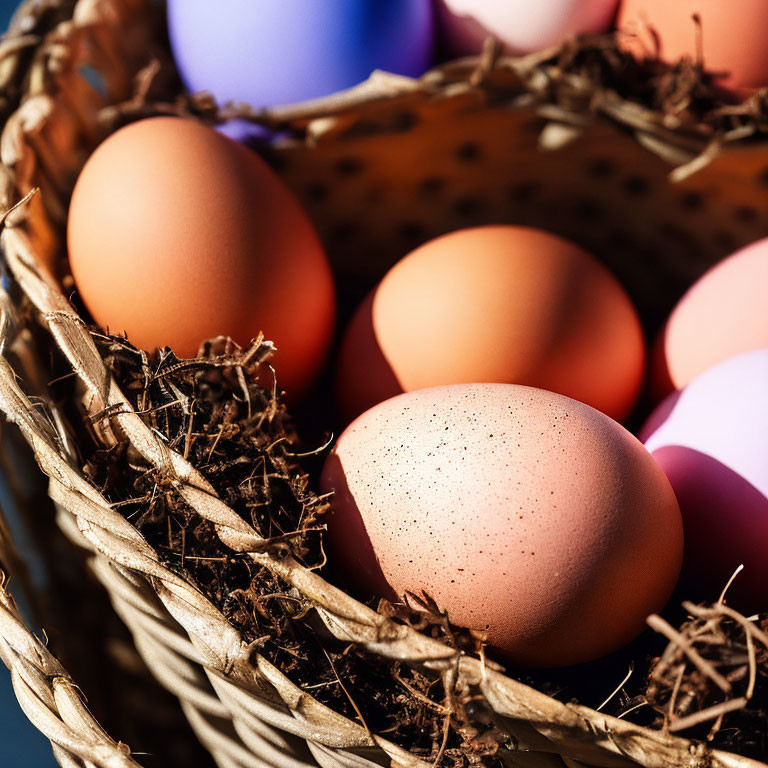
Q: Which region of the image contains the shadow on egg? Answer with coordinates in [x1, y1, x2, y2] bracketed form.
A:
[648, 326, 675, 402]
[650, 446, 768, 613]
[335, 292, 404, 425]
[321, 451, 398, 604]
[639, 387, 682, 435]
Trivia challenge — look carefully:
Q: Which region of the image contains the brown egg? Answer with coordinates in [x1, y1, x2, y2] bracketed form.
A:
[336, 226, 644, 424]
[321, 384, 683, 667]
[67, 117, 335, 398]
[617, 0, 768, 92]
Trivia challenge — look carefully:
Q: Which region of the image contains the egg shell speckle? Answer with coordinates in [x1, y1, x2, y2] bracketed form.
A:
[322, 383, 683, 667]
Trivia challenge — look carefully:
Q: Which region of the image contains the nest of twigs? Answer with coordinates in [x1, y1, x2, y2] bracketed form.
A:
[647, 600, 768, 755]
[73, 333, 505, 763]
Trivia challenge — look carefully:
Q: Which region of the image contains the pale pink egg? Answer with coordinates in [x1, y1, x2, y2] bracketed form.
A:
[642, 349, 768, 612]
[652, 237, 768, 398]
[438, 0, 619, 56]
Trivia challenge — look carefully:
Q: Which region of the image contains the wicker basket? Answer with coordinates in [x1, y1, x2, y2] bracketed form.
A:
[0, 467, 141, 768]
[0, 1, 767, 767]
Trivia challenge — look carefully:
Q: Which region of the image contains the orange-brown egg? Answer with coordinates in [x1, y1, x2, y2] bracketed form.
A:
[336, 226, 644, 424]
[617, 0, 768, 91]
[322, 384, 683, 666]
[67, 117, 335, 398]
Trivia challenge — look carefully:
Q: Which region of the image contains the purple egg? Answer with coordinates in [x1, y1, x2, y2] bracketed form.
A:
[167, 0, 434, 108]
[215, 119, 275, 146]
[640, 349, 768, 611]
[214, 119, 295, 150]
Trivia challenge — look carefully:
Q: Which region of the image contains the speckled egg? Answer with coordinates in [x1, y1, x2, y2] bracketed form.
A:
[321, 383, 683, 667]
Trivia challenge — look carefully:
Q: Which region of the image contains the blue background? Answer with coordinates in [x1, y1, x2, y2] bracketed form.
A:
[1, 0, 66, 765]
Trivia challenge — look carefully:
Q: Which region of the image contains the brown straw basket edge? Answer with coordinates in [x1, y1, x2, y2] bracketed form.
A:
[0, 1, 766, 767]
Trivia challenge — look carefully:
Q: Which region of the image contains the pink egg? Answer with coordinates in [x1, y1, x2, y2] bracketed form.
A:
[322, 383, 682, 667]
[437, 0, 620, 57]
[641, 349, 768, 611]
[652, 237, 768, 398]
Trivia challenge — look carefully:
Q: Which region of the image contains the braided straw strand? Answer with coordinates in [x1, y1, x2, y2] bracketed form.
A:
[0, 482, 140, 767]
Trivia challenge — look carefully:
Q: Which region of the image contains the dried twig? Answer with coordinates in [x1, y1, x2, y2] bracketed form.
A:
[669, 698, 749, 733]
[647, 614, 732, 694]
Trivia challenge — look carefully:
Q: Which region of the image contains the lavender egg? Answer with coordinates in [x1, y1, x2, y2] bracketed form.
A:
[641, 349, 768, 612]
[168, 0, 434, 108]
[214, 120, 274, 146]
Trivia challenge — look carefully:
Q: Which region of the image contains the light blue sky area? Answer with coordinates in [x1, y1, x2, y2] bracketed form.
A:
[0, 3, 72, 767]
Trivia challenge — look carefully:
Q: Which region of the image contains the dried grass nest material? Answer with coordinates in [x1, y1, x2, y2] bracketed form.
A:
[99, 29, 768, 180]
[54, 327, 766, 765]
[74, 334, 494, 763]
[647, 601, 768, 751]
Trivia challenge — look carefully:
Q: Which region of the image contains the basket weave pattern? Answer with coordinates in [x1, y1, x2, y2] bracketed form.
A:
[0, 470, 140, 768]
[0, 1, 766, 767]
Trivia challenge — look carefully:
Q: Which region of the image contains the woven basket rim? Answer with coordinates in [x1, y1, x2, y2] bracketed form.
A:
[214, 32, 768, 184]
